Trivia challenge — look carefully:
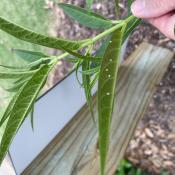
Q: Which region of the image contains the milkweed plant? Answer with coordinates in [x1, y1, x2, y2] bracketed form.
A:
[0, 0, 142, 174]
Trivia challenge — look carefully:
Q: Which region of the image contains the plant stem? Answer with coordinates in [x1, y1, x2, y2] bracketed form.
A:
[90, 22, 124, 44]
[53, 15, 136, 62]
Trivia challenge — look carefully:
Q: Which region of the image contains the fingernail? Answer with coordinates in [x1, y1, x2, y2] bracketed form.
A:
[131, 0, 146, 15]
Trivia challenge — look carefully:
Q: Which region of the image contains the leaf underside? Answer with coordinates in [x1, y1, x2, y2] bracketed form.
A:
[58, 3, 112, 29]
[13, 49, 48, 62]
[98, 27, 124, 175]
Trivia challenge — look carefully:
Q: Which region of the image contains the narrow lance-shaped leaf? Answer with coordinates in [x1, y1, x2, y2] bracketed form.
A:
[82, 56, 95, 123]
[122, 17, 141, 43]
[90, 72, 99, 91]
[90, 37, 111, 71]
[0, 71, 33, 126]
[81, 66, 100, 75]
[0, 88, 24, 127]
[5, 76, 32, 93]
[98, 26, 125, 175]
[63, 48, 102, 63]
[0, 64, 54, 165]
[127, 0, 133, 15]
[14, 48, 97, 66]
[0, 71, 34, 79]
[29, 104, 35, 131]
[0, 57, 51, 71]
[58, 3, 112, 29]
[13, 49, 48, 62]
[0, 16, 85, 51]
[74, 58, 83, 87]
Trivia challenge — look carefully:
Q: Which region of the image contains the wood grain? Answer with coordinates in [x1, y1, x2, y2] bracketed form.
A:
[22, 43, 173, 175]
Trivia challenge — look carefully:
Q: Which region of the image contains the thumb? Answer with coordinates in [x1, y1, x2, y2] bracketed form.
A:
[131, 0, 175, 18]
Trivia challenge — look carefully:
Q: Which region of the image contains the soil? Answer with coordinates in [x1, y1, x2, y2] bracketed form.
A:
[125, 24, 175, 175]
[44, 0, 175, 174]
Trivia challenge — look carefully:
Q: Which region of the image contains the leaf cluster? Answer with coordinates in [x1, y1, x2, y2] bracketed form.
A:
[0, 1, 141, 174]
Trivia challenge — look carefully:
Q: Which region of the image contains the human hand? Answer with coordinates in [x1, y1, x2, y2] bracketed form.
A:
[131, 0, 175, 40]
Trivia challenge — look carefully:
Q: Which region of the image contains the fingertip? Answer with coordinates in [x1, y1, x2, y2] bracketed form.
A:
[131, 0, 175, 19]
[148, 14, 175, 40]
[131, 0, 146, 18]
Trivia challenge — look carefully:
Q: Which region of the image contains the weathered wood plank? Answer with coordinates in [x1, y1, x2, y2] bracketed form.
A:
[22, 43, 173, 175]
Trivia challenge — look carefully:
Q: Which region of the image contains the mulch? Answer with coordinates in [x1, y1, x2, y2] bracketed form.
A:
[125, 23, 175, 175]
[44, 0, 175, 174]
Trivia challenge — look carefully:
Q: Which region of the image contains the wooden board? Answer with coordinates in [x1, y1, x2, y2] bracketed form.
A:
[22, 43, 173, 175]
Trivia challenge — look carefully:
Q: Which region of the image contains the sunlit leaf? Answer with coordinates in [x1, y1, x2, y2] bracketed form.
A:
[29, 104, 35, 131]
[13, 49, 48, 62]
[127, 0, 133, 15]
[0, 57, 51, 71]
[0, 63, 54, 165]
[0, 89, 23, 127]
[0, 16, 85, 51]
[5, 76, 31, 92]
[0, 71, 33, 79]
[82, 56, 95, 122]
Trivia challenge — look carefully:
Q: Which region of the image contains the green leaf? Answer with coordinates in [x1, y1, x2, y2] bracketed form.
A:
[30, 104, 35, 131]
[0, 63, 54, 165]
[13, 49, 48, 62]
[5, 76, 31, 92]
[0, 57, 51, 71]
[122, 17, 141, 43]
[75, 59, 83, 87]
[127, 0, 133, 15]
[81, 66, 100, 75]
[0, 71, 33, 79]
[90, 37, 111, 70]
[0, 90, 23, 127]
[90, 72, 99, 90]
[96, 37, 111, 57]
[0, 16, 85, 51]
[65, 57, 79, 63]
[82, 58, 95, 122]
[64, 49, 102, 63]
[86, 0, 93, 9]
[98, 26, 125, 175]
[58, 3, 112, 29]
[136, 169, 142, 175]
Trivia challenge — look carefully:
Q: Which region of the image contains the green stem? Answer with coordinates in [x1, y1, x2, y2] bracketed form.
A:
[53, 15, 136, 62]
[90, 22, 124, 44]
[125, 15, 136, 23]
